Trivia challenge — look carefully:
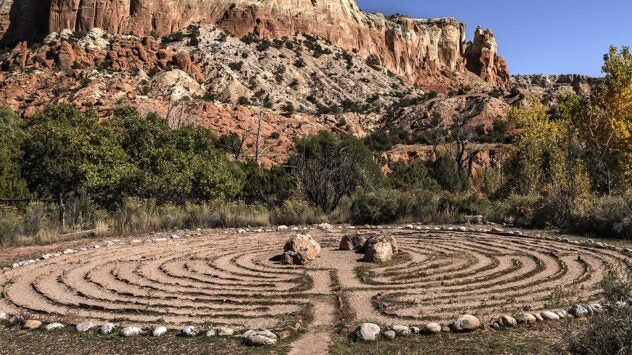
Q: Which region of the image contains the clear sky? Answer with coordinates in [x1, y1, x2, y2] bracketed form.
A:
[357, 0, 632, 76]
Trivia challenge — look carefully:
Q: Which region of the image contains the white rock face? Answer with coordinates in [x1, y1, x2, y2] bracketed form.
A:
[353, 323, 381, 341]
[242, 329, 278, 346]
[153, 326, 168, 337]
[450, 315, 481, 332]
[45, 322, 65, 330]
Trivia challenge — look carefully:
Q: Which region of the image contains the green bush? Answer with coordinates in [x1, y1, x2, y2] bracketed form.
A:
[270, 200, 325, 225]
[349, 188, 411, 225]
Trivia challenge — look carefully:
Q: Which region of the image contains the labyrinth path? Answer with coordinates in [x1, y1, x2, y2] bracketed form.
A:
[1, 227, 631, 350]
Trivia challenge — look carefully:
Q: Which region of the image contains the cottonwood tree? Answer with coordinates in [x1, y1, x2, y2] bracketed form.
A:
[289, 131, 381, 213]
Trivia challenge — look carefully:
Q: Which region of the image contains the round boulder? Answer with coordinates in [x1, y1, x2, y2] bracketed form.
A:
[569, 304, 589, 318]
[450, 315, 481, 333]
[383, 330, 396, 339]
[391, 325, 411, 336]
[498, 315, 517, 327]
[422, 322, 442, 334]
[540, 311, 560, 321]
[353, 323, 381, 341]
[76, 321, 95, 332]
[121, 326, 143, 337]
[283, 234, 321, 265]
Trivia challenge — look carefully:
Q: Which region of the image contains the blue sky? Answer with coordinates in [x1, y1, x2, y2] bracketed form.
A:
[357, 0, 632, 76]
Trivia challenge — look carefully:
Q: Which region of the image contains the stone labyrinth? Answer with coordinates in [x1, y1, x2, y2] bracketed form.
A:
[1, 226, 631, 339]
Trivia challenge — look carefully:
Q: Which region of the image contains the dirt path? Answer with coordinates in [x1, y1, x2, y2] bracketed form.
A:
[288, 295, 336, 355]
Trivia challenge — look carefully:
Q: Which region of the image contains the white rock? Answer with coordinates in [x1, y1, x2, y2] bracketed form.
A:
[0, 311, 7, 321]
[238, 229, 247, 234]
[383, 330, 396, 339]
[554, 310, 568, 318]
[101, 323, 115, 335]
[410, 326, 420, 334]
[353, 323, 380, 341]
[569, 304, 589, 317]
[391, 325, 410, 336]
[121, 326, 143, 337]
[318, 223, 333, 230]
[498, 315, 517, 327]
[242, 329, 277, 346]
[540, 311, 560, 321]
[181, 325, 198, 336]
[152, 326, 168, 337]
[277, 225, 289, 231]
[45, 322, 65, 330]
[76, 321, 95, 332]
[450, 315, 481, 332]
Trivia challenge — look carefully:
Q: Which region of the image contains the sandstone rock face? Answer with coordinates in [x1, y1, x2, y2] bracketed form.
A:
[2, 31, 204, 83]
[465, 27, 509, 89]
[283, 234, 321, 265]
[0, 0, 509, 90]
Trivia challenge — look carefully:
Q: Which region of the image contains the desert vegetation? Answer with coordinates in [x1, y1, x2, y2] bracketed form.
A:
[0, 47, 630, 246]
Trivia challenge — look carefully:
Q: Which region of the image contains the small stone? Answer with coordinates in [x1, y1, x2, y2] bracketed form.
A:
[569, 304, 589, 318]
[181, 325, 198, 336]
[0, 311, 7, 321]
[450, 315, 481, 332]
[540, 311, 560, 321]
[121, 326, 143, 337]
[391, 325, 410, 336]
[45, 322, 65, 330]
[153, 326, 167, 337]
[318, 223, 333, 230]
[9, 315, 25, 326]
[534, 313, 544, 321]
[277, 225, 289, 231]
[422, 322, 442, 334]
[242, 329, 277, 346]
[589, 303, 603, 312]
[410, 326, 420, 334]
[76, 321, 95, 332]
[208, 326, 233, 336]
[514, 312, 537, 324]
[554, 310, 568, 318]
[101, 323, 115, 335]
[353, 323, 380, 341]
[24, 320, 42, 330]
[498, 315, 517, 327]
[383, 330, 396, 339]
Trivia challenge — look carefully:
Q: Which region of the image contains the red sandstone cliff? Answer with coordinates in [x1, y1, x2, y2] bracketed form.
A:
[0, 0, 510, 90]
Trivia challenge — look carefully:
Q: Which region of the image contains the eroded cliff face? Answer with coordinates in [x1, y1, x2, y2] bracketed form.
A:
[0, 0, 510, 90]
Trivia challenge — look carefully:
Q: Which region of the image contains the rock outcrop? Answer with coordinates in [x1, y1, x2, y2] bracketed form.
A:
[0, 0, 510, 90]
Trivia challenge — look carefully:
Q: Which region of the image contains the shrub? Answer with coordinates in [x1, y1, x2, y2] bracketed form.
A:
[572, 195, 632, 239]
[270, 200, 325, 225]
[567, 268, 632, 355]
[387, 161, 439, 191]
[349, 188, 411, 225]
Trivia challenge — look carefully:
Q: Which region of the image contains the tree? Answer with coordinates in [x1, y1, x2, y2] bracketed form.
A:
[0, 106, 28, 198]
[387, 161, 439, 191]
[289, 131, 382, 213]
[572, 46, 632, 193]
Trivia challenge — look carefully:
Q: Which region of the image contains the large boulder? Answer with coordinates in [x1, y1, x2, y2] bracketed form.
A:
[339, 234, 367, 250]
[363, 235, 398, 263]
[353, 323, 380, 341]
[450, 315, 481, 333]
[283, 234, 321, 265]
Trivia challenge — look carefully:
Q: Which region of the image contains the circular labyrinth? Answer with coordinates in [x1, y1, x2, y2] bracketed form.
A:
[0, 227, 631, 331]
